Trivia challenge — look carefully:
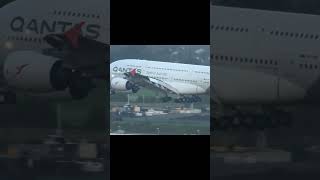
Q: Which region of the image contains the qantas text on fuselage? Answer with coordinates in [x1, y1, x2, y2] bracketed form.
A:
[10, 16, 100, 39]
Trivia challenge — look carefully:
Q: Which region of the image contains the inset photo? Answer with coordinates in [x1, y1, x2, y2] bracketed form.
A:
[110, 45, 210, 135]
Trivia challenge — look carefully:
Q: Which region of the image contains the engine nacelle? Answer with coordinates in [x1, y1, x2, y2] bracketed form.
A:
[111, 77, 133, 91]
[4, 51, 93, 100]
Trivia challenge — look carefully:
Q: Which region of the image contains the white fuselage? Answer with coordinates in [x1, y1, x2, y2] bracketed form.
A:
[0, 0, 109, 98]
[111, 59, 210, 95]
[0, 0, 109, 62]
[211, 5, 320, 105]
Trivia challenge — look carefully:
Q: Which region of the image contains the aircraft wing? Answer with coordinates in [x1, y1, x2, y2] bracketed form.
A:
[43, 22, 108, 80]
[124, 70, 180, 95]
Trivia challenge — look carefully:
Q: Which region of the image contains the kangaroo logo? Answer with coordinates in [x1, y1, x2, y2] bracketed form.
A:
[16, 64, 29, 75]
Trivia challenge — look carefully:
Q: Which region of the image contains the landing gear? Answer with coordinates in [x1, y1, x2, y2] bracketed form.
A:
[124, 81, 139, 93]
[131, 85, 139, 93]
[174, 95, 202, 103]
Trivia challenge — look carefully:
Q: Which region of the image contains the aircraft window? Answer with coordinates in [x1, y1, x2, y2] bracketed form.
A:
[230, 56, 233, 61]
[53, 10, 56, 15]
[280, 32, 284, 36]
[299, 64, 303, 68]
[68, 12, 72, 16]
[240, 28, 244, 32]
[290, 33, 294, 37]
[239, 58, 243, 63]
[244, 58, 248, 63]
[260, 59, 263, 64]
[255, 59, 258, 64]
[225, 56, 229, 61]
[215, 55, 218, 60]
[310, 34, 314, 39]
[285, 32, 289, 36]
[295, 33, 299, 38]
[310, 65, 313, 69]
[275, 61, 278, 65]
[245, 28, 249, 32]
[305, 64, 308, 68]
[225, 27, 229, 31]
[220, 56, 224, 60]
[230, 27, 234, 31]
[58, 11, 61, 15]
[264, 60, 268, 65]
[275, 31, 279, 36]
[235, 27, 239, 32]
[300, 33, 304, 38]
[305, 34, 309, 39]
[215, 26, 219, 30]
[249, 58, 253, 63]
[315, 65, 318, 69]
[315, 35, 319, 39]
[234, 57, 238, 62]
[72, 12, 76, 16]
[270, 31, 274, 35]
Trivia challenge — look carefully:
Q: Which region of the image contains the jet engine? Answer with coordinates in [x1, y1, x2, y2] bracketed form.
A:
[111, 77, 134, 91]
[3, 51, 94, 100]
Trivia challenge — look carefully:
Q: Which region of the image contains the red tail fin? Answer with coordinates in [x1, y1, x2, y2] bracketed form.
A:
[130, 69, 137, 76]
[64, 22, 85, 48]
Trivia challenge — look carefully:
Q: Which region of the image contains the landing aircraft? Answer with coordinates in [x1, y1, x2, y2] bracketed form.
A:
[211, 5, 320, 129]
[0, 0, 109, 103]
[110, 59, 210, 103]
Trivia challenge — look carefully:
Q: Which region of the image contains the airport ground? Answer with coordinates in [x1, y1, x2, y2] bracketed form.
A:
[0, 128, 106, 144]
[211, 105, 320, 179]
[110, 102, 210, 135]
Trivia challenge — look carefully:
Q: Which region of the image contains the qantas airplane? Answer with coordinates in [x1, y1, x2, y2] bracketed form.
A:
[0, 0, 109, 103]
[211, 5, 320, 129]
[110, 59, 210, 103]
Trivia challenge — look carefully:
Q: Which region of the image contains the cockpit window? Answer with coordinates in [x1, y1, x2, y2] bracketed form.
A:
[0, 0, 15, 8]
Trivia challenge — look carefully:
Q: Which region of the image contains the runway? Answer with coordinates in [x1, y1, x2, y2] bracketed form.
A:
[211, 105, 320, 179]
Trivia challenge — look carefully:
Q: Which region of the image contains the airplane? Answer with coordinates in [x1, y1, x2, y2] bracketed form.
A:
[110, 59, 210, 103]
[211, 5, 320, 129]
[0, 0, 109, 104]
